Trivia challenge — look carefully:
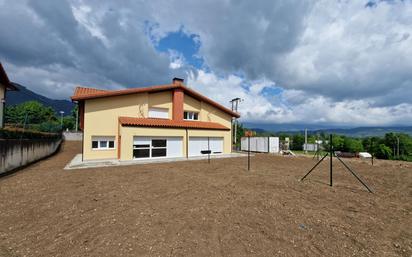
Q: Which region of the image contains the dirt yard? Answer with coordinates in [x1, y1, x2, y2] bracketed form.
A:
[0, 142, 411, 257]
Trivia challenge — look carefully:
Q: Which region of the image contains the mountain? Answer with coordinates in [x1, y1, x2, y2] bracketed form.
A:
[6, 83, 75, 115]
[243, 122, 412, 137]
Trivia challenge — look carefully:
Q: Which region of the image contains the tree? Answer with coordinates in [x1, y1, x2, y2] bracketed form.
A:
[5, 101, 57, 125]
[291, 134, 304, 150]
[343, 137, 364, 153]
[375, 144, 393, 159]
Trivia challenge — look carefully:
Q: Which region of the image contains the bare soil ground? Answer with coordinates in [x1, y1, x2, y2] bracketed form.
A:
[0, 142, 411, 257]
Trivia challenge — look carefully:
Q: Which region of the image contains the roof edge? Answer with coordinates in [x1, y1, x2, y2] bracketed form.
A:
[71, 83, 240, 118]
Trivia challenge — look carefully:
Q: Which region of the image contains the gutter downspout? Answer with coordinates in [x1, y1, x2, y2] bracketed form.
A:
[185, 128, 189, 159]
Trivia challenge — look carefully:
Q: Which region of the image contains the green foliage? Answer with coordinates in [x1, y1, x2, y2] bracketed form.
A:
[5, 101, 57, 124]
[342, 137, 364, 153]
[235, 122, 245, 148]
[0, 128, 61, 140]
[4, 101, 78, 132]
[375, 144, 393, 159]
[291, 134, 304, 150]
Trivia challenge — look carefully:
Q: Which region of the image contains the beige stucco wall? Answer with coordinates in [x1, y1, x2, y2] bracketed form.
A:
[83, 93, 148, 160]
[148, 91, 173, 118]
[183, 95, 201, 112]
[120, 126, 231, 161]
[200, 102, 232, 128]
[82, 90, 234, 161]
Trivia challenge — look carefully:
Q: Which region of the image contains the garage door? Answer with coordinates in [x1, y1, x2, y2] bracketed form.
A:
[133, 137, 183, 159]
[188, 137, 223, 157]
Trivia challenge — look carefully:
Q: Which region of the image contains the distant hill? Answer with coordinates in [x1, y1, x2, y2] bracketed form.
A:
[313, 127, 412, 137]
[244, 123, 412, 137]
[6, 83, 74, 115]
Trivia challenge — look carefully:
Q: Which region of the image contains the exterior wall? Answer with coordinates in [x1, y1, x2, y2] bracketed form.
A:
[82, 89, 234, 161]
[0, 83, 5, 128]
[187, 129, 231, 155]
[83, 93, 148, 160]
[0, 138, 61, 174]
[120, 126, 186, 161]
[148, 91, 173, 119]
[183, 94, 201, 112]
[199, 101, 232, 128]
[63, 131, 83, 141]
[119, 126, 231, 161]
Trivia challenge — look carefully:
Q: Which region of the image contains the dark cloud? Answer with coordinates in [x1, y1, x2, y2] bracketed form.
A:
[0, 0, 411, 125]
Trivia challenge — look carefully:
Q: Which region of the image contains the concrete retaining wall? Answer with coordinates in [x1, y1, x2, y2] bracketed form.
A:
[0, 138, 62, 174]
[63, 132, 83, 141]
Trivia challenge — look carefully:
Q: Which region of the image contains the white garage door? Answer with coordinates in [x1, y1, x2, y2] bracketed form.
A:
[133, 137, 182, 159]
[189, 137, 223, 157]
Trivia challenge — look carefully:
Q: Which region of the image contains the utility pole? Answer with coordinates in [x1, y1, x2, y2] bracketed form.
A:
[59, 111, 64, 130]
[304, 128, 308, 154]
[397, 136, 400, 159]
[230, 97, 242, 147]
[75, 104, 79, 132]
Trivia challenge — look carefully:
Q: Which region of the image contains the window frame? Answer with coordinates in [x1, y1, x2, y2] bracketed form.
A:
[91, 136, 116, 150]
[133, 138, 168, 159]
[184, 111, 199, 121]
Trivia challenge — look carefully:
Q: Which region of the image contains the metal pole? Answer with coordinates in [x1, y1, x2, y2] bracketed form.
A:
[329, 134, 333, 187]
[248, 136, 250, 171]
[335, 155, 373, 193]
[304, 129, 308, 154]
[75, 104, 79, 132]
[397, 137, 400, 159]
[208, 137, 210, 164]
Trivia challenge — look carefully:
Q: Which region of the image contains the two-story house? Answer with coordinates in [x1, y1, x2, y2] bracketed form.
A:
[71, 78, 240, 161]
[0, 63, 18, 128]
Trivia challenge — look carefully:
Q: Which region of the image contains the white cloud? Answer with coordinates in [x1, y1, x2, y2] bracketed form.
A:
[187, 70, 412, 126]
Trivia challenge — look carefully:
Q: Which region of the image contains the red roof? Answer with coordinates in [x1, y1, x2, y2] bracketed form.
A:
[71, 83, 240, 118]
[119, 117, 230, 130]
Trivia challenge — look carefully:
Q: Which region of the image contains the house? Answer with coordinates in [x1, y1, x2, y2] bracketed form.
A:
[71, 78, 240, 161]
[0, 63, 18, 128]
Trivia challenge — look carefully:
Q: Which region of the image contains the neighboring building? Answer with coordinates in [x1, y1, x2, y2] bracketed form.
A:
[240, 137, 280, 153]
[71, 78, 240, 161]
[0, 63, 18, 128]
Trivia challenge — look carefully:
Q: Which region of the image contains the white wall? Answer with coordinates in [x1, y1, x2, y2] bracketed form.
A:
[63, 132, 83, 141]
[241, 137, 280, 153]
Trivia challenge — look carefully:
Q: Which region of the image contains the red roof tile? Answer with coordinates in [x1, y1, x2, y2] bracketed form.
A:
[119, 117, 230, 130]
[71, 83, 240, 118]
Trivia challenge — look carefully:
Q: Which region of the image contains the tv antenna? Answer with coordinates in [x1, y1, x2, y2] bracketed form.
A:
[300, 134, 373, 193]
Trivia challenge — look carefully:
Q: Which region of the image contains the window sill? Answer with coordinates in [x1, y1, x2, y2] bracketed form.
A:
[92, 148, 116, 151]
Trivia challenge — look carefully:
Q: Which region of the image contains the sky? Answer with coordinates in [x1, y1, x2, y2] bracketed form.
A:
[0, 0, 412, 126]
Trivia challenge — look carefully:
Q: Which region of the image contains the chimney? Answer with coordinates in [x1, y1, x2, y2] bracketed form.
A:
[172, 88, 184, 120]
[172, 77, 184, 86]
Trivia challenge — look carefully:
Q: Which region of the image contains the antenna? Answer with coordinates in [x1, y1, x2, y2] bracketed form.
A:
[230, 98, 243, 146]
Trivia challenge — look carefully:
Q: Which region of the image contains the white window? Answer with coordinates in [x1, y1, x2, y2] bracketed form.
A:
[92, 136, 115, 150]
[184, 111, 199, 120]
[148, 108, 169, 119]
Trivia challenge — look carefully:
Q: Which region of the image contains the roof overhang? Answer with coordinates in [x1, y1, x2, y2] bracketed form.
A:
[119, 117, 231, 130]
[71, 84, 240, 118]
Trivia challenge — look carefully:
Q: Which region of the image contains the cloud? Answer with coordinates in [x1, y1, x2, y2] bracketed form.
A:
[0, 0, 411, 126]
[187, 70, 412, 126]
